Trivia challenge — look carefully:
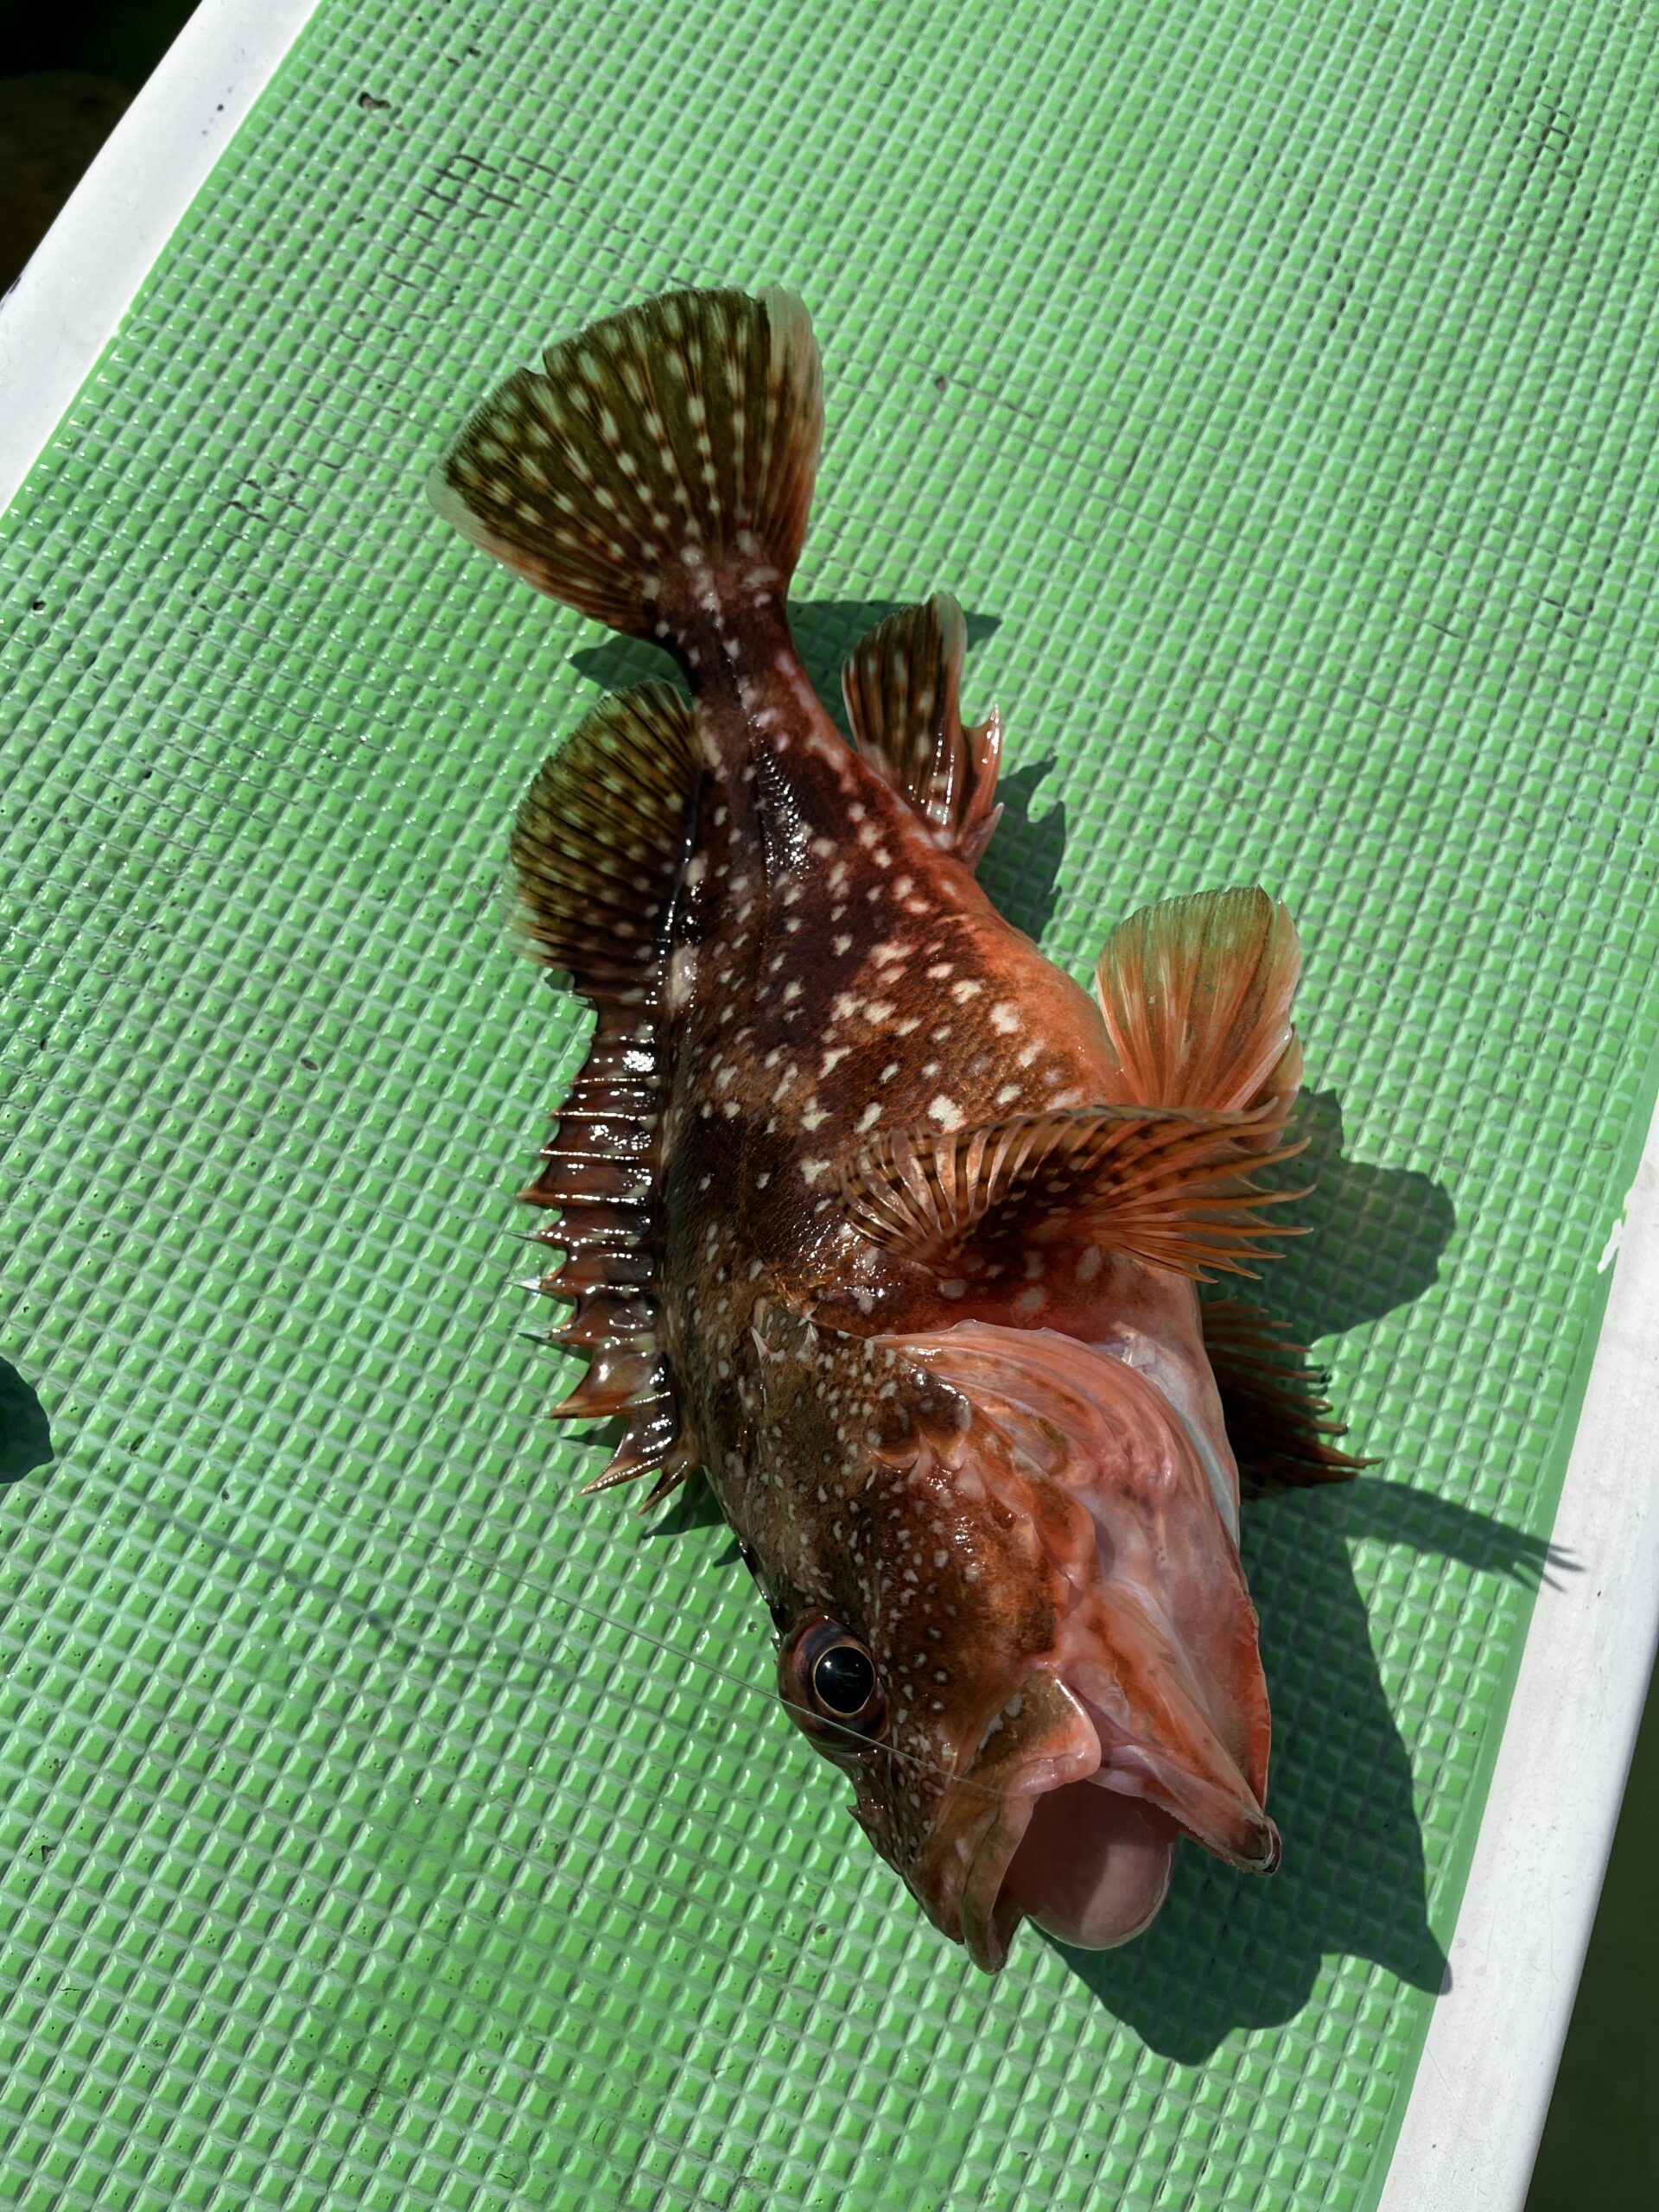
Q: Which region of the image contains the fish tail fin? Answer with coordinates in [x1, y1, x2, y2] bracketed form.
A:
[1094, 887, 1302, 1149]
[429, 286, 822, 652]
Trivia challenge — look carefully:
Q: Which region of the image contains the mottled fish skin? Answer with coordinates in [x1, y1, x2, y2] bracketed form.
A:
[431, 287, 1358, 1972]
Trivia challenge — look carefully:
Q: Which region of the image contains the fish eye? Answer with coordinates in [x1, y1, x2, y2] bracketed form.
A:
[782, 1616, 887, 1740]
[813, 1641, 877, 1717]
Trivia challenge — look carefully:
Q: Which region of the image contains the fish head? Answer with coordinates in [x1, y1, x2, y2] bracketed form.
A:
[756, 1314, 1276, 1972]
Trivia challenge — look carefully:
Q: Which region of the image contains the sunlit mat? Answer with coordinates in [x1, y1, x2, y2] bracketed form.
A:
[4, 2, 1659, 2206]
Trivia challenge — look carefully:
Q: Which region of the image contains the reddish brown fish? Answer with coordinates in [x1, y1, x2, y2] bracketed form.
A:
[430, 287, 1355, 1971]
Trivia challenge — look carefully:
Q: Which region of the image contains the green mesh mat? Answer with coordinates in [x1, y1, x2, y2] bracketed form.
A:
[4, 2, 1658, 2206]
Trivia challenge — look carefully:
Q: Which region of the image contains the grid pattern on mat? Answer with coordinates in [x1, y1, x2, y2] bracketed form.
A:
[3, 2, 1659, 2208]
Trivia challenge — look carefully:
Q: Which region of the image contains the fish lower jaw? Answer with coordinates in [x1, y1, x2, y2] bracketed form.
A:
[956, 1701, 1177, 1969]
[946, 1675, 1279, 1974]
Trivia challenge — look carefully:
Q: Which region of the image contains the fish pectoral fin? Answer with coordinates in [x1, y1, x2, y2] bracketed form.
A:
[839, 1104, 1306, 1281]
[1199, 1295, 1370, 1496]
[429, 285, 822, 648]
[841, 594, 1002, 867]
[1093, 888, 1303, 1145]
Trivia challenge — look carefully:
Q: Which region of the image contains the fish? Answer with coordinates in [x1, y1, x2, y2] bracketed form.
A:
[429, 285, 1357, 1972]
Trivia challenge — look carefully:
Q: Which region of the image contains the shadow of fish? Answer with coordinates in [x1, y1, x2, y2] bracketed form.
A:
[429, 287, 1358, 1974]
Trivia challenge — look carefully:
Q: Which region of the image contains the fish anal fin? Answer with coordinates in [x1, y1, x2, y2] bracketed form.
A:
[430, 286, 822, 648]
[841, 594, 1001, 867]
[840, 1103, 1306, 1283]
[1094, 888, 1303, 1148]
[1201, 1295, 1370, 1497]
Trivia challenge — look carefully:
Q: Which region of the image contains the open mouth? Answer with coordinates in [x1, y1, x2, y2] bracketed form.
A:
[930, 1671, 1280, 1973]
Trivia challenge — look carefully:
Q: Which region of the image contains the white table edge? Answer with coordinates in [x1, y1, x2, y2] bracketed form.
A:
[3, 14, 1657, 2209]
[0, 0, 326, 518]
[1376, 1090, 1659, 2212]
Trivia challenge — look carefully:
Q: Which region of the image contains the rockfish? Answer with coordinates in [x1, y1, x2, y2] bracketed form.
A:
[430, 286, 1353, 1971]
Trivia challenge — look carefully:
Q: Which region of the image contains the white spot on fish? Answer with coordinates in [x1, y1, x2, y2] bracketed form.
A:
[950, 980, 982, 1003]
[1014, 1285, 1046, 1316]
[928, 1096, 963, 1131]
[801, 1160, 829, 1185]
[855, 1103, 881, 1133]
[995, 1083, 1020, 1106]
[666, 947, 698, 1011]
[989, 1001, 1020, 1033]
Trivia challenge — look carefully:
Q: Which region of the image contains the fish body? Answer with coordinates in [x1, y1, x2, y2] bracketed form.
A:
[432, 288, 1354, 1970]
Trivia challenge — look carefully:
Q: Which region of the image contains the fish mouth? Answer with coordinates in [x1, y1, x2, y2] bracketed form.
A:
[922, 1669, 1280, 1974]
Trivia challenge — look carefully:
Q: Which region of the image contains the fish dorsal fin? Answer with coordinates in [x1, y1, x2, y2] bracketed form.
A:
[430, 286, 823, 649]
[841, 594, 1002, 867]
[840, 1103, 1300, 1281]
[1200, 1295, 1369, 1497]
[1094, 888, 1302, 1147]
[509, 681, 697, 995]
[510, 681, 700, 1503]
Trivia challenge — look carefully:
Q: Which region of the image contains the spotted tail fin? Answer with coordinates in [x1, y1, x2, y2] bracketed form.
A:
[429, 286, 822, 651]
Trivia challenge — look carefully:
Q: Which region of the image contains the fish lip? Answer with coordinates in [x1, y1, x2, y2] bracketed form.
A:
[915, 1672, 1099, 1974]
[921, 1673, 1281, 1974]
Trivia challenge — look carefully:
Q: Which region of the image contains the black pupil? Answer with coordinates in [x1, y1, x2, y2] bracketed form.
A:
[812, 1643, 875, 1716]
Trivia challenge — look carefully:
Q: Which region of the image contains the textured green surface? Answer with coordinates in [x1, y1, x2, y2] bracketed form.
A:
[3, 2, 1658, 2207]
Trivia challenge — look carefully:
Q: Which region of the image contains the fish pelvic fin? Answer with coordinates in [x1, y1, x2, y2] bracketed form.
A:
[512, 683, 701, 1499]
[1200, 1295, 1371, 1496]
[1094, 888, 1303, 1148]
[841, 594, 1002, 867]
[839, 1103, 1306, 1283]
[429, 286, 822, 649]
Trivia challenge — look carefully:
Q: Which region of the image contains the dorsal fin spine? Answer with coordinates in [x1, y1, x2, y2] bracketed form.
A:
[507, 684, 700, 1492]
